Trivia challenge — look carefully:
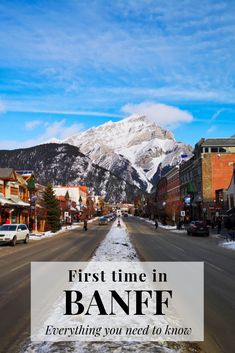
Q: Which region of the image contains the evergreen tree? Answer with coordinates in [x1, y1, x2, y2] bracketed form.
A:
[43, 184, 61, 232]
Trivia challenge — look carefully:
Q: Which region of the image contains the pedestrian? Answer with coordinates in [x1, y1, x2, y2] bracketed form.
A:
[5, 217, 10, 224]
[177, 219, 182, 230]
[155, 219, 158, 229]
[83, 218, 88, 231]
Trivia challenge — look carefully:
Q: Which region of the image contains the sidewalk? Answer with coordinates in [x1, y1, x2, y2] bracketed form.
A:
[30, 217, 100, 240]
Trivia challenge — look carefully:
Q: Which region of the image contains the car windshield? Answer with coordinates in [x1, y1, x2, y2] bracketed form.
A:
[0, 225, 17, 231]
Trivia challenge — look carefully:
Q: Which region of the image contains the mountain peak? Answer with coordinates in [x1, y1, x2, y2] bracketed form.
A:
[61, 114, 191, 192]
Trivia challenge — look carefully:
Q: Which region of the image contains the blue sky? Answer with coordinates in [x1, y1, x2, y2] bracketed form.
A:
[0, 0, 235, 149]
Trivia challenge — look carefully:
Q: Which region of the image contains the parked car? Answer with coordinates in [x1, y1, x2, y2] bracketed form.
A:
[0, 224, 30, 246]
[99, 217, 108, 225]
[187, 221, 209, 236]
[123, 213, 129, 217]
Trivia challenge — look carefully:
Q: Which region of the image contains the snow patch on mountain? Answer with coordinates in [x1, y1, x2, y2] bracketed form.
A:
[62, 115, 192, 192]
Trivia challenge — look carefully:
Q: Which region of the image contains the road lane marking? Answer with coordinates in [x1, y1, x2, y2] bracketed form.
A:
[9, 262, 29, 273]
[206, 262, 224, 273]
[170, 244, 185, 252]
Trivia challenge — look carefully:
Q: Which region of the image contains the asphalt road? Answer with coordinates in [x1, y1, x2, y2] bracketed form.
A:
[1, 217, 234, 353]
[0, 220, 112, 353]
[125, 217, 235, 353]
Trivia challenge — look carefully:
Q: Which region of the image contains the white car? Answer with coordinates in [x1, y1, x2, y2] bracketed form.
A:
[0, 224, 29, 246]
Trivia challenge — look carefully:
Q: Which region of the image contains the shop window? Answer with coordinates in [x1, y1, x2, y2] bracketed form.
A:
[218, 147, 227, 153]
[211, 147, 219, 153]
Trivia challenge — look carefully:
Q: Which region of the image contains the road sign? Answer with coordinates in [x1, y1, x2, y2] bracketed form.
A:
[181, 211, 185, 217]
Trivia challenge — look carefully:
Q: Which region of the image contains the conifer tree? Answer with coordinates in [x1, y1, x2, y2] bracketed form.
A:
[43, 184, 61, 232]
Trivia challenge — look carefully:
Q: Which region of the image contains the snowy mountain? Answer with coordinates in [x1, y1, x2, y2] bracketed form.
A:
[62, 115, 192, 192]
[0, 143, 142, 203]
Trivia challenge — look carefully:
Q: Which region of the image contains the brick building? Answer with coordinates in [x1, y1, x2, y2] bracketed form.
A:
[155, 176, 167, 220]
[165, 166, 181, 224]
[226, 164, 235, 209]
[180, 138, 235, 220]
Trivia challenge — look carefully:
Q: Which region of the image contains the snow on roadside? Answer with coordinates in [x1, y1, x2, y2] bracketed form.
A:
[91, 218, 138, 261]
[137, 217, 186, 234]
[220, 240, 235, 250]
[29, 224, 81, 241]
[29, 218, 99, 241]
[23, 218, 197, 353]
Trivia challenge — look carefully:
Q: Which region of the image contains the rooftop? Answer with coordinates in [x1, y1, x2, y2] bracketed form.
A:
[0, 168, 17, 180]
[201, 138, 235, 147]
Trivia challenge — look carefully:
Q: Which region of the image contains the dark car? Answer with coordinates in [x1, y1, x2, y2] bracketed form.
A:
[99, 217, 108, 225]
[187, 221, 209, 236]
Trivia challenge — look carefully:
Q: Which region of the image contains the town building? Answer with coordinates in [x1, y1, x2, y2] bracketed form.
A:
[226, 163, 235, 209]
[165, 166, 181, 224]
[16, 170, 47, 231]
[0, 168, 30, 224]
[180, 137, 235, 220]
[53, 185, 89, 222]
[155, 176, 167, 221]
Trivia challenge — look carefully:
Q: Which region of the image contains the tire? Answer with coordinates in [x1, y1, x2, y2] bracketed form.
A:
[24, 234, 29, 244]
[11, 236, 17, 247]
[187, 230, 190, 235]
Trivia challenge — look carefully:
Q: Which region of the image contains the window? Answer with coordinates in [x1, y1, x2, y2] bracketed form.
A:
[219, 147, 226, 153]
[211, 147, 218, 153]
[0, 225, 17, 231]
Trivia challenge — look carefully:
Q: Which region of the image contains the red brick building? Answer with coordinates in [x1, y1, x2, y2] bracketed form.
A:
[155, 176, 167, 220]
[180, 138, 235, 219]
[165, 166, 181, 224]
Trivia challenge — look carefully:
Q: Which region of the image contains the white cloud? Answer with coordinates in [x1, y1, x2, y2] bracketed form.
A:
[6, 105, 122, 118]
[210, 109, 226, 121]
[31, 120, 84, 143]
[207, 125, 217, 133]
[121, 102, 193, 128]
[0, 120, 84, 150]
[25, 120, 42, 130]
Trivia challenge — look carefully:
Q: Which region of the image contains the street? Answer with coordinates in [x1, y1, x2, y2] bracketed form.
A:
[0, 220, 112, 353]
[126, 217, 235, 353]
[0, 217, 234, 353]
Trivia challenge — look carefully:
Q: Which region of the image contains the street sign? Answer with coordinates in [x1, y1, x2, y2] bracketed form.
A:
[181, 211, 185, 217]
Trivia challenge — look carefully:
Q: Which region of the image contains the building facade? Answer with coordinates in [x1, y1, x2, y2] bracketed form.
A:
[165, 166, 181, 224]
[0, 168, 30, 224]
[155, 176, 167, 221]
[227, 164, 235, 209]
[180, 138, 235, 220]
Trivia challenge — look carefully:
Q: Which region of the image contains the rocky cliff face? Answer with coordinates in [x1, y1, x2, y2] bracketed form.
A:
[63, 115, 192, 191]
[0, 143, 142, 203]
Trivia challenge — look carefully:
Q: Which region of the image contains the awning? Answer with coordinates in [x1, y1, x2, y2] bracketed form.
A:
[0, 196, 16, 206]
[9, 196, 30, 207]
